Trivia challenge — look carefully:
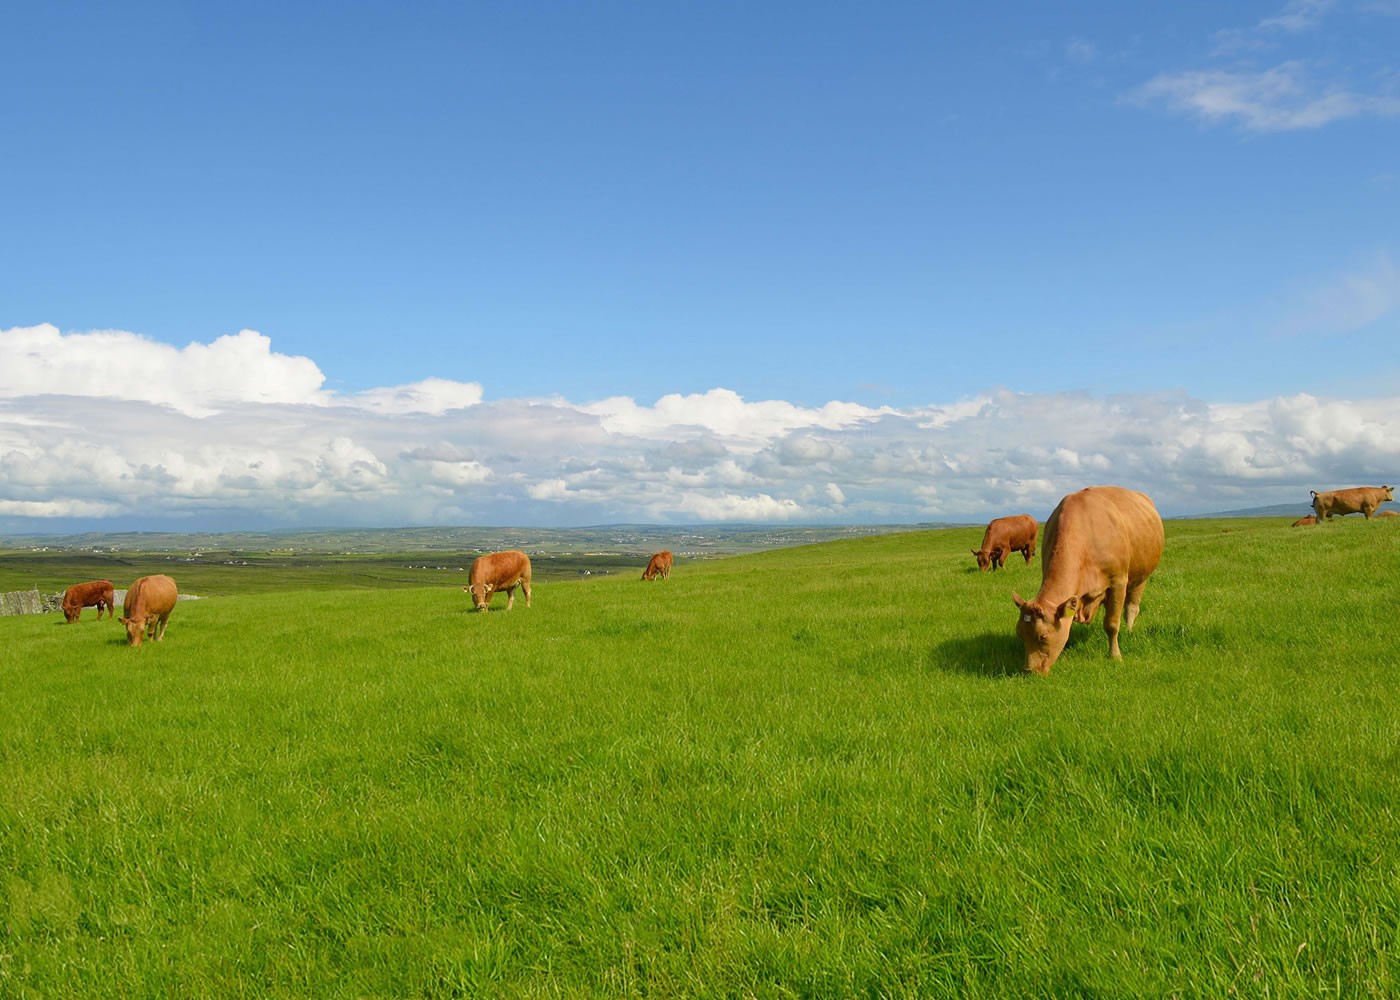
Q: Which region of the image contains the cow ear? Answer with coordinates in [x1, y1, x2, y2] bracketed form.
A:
[1012, 591, 1026, 609]
[1055, 596, 1079, 622]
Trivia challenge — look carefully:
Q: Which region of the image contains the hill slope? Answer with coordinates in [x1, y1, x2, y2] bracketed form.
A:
[2, 516, 1397, 995]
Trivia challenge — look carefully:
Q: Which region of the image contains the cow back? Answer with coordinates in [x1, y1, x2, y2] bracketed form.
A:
[64, 580, 114, 607]
[1041, 487, 1162, 585]
[125, 575, 179, 618]
[470, 550, 531, 588]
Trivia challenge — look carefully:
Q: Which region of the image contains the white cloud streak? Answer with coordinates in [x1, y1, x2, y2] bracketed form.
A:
[1258, 0, 1336, 34]
[1281, 252, 1400, 337]
[2, 324, 1397, 528]
[1127, 61, 1400, 132]
[1128, 1, 1400, 131]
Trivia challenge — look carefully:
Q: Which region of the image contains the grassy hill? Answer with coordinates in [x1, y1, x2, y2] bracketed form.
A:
[2, 516, 1397, 995]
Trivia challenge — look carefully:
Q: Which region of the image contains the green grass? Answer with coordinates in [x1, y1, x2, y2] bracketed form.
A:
[2, 517, 1398, 996]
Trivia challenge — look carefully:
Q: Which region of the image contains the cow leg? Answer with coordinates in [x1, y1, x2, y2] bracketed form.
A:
[153, 613, 170, 641]
[1102, 583, 1127, 659]
[522, 580, 532, 607]
[504, 586, 515, 611]
[1124, 578, 1149, 633]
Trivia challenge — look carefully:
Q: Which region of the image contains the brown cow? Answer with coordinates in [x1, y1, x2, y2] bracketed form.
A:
[642, 550, 674, 581]
[119, 575, 178, 647]
[61, 579, 116, 623]
[464, 550, 532, 611]
[1376, 510, 1400, 519]
[1291, 515, 1317, 527]
[972, 515, 1038, 572]
[1012, 486, 1164, 675]
[1310, 486, 1395, 521]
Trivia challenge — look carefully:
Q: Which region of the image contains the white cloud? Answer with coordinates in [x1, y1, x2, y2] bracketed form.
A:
[1258, 0, 1335, 34]
[352, 377, 484, 415]
[1127, 61, 1400, 132]
[678, 493, 805, 522]
[0, 499, 125, 518]
[1065, 37, 1098, 64]
[0, 324, 329, 416]
[0, 324, 484, 417]
[2, 324, 1399, 529]
[580, 388, 888, 449]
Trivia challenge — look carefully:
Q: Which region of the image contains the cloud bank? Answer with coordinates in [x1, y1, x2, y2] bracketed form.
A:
[2, 324, 1397, 529]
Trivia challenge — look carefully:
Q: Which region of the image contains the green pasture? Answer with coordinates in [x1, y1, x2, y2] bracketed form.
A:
[2, 517, 1398, 996]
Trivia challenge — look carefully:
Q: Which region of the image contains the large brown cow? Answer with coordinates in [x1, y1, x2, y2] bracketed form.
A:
[1376, 510, 1400, 519]
[1310, 486, 1395, 521]
[464, 550, 532, 611]
[1291, 514, 1317, 527]
[1012, 486, 1164, 675]
[642, 550, 674, 581]
[62, 579, 115, 623]
[119, 575, 178, 647]
[972, 515, 1037, 572]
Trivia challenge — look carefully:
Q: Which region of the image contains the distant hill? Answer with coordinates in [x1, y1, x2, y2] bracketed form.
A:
[0, 522, 965, 557]
[1175, 503, 1310, 520]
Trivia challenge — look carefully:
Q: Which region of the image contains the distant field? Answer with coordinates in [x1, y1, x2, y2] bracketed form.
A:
[0, 548, 647, 597]
[2, 516, 1398, 996]
[0, 523, 933, 598]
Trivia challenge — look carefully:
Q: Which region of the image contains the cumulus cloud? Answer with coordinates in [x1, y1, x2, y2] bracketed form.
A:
[0, 324, 329, 416]
[353, 377, 484, 415]
[0, 324, 483, 418]
[2, 324, 1398, 529]
[580, 388, 889, 449]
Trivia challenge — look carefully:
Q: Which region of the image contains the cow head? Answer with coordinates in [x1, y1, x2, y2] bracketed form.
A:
[1384, 486, 1395, 501]
[1013, 591, 1077, 675]
[119, 615, 148, 647]
[62, 605, 79, 624]
[972, 549, 992, 572]
[463, 582, 496, 611]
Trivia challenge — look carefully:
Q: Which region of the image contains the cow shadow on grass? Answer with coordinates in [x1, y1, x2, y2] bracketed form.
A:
[928, 631, 1028, 678]
[932, 621, 1231, 678]
[929, 624, 1100, 678]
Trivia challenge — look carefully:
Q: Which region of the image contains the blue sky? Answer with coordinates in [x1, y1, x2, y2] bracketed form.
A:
[2, 1, 1398, 529]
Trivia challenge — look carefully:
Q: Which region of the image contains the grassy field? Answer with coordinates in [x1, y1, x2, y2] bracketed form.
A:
[2, 517, 1398, 996]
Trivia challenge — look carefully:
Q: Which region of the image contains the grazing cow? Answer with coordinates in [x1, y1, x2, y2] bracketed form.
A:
[642, 550, 674, 581]
[1310, 486, 1395, 521]
[464, 550, 532, 612]
[1291, 515, 1317, 527]
[119, 575, 178, 647]
[972, 514, 1038, 572]
[61, 579, 115, 623]
[1012, 486, 1164, 676]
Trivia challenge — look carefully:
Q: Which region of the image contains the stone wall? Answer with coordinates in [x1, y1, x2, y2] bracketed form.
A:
[0, 590, 65, 616]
